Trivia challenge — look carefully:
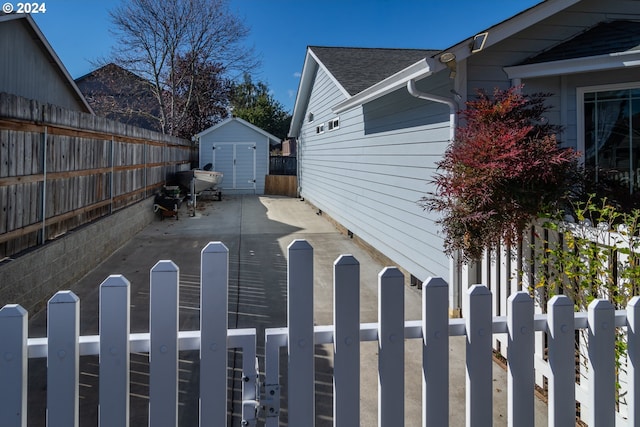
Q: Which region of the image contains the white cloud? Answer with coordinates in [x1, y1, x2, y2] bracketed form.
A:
[293, 72, 301, 78]
[288, 89, 296, 99]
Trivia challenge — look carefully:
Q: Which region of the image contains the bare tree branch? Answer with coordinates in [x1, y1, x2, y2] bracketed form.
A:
[108, 0, 257, 136]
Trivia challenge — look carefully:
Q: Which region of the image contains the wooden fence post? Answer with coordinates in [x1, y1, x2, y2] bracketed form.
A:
[547, 295, 575, 427]
[422, 277, 449, 427]
[333, 255, 360, 427]
[0, 304, 28, 427]
[99, 275, 131, 427]
[200, 242, 229, 426]
[47, 291, 80, 427]
[464, 285, 492, 427]
[149, 260, 179, 427]
[507, 291, 534, 427]
[587, 299, 615, 426]
[287, 240, 315, 426]
[378, 267, 404, 426]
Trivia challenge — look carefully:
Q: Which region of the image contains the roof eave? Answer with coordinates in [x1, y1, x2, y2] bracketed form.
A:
[430, 0, 580, 75]
[332, 58, 434, 114]
[504, 50, 640, 79]
[288, 50, 320, 138]
[197, 117, 280, 143]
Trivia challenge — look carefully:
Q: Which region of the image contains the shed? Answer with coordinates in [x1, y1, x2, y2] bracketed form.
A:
[197, 117, 279, 195]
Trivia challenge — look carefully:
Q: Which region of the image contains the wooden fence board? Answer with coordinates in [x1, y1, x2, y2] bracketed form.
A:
[0, 93, 196, 258]
[0, 129, 8, 177]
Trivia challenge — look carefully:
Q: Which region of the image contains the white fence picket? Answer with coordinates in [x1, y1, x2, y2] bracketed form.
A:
[199, 242, 229, 426]
[507, 291, 534, 427]
[378, 267, 404, 426]
[464, 285, 492, 427]
[0, 304, 27, 427]
[587, 299, 615, 426]
[149, 260, 179, 427]
[333, 255, 360, 427]
[422, 277, 449, 427]
[99, 275, 130, 427]
[628, 296, 640, 426]
[287, 239, 315, 426]
[547, 295, 575, 427]
[47, 291, 80, 427]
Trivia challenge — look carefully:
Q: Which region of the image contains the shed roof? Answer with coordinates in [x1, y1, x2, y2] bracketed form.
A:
[76, 63, 161, 131]
[522, 20, 640, 64]
[196, 117, 280, 144]
[309, 46, 439, 96]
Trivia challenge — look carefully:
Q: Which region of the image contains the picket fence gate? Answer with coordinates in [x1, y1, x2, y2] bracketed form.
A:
[1, 239, 640, 426]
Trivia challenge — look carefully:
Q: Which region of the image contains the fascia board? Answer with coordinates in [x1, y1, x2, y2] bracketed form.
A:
[433, 0, 580, 71]
[332, 58, 433, 114]
[289, 50, 319, 137]
[196, 117, 233, 137]
[504, 50, 640, 79]
[197, 117, 279, 142]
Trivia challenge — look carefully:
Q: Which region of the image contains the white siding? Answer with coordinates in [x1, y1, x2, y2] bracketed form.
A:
[198, 120, 270, 194]
[299, 68, 451, 282]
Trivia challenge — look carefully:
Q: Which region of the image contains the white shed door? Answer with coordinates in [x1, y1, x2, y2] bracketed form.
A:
[212, 143, 256, 191]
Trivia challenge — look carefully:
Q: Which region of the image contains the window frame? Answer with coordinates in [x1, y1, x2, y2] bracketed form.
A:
[577, 81, 640, 164]
[577, 81, 640, 193]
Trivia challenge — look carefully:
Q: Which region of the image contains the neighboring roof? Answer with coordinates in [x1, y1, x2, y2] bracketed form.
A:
[75, 63, 161, 131]
[197, 117, 280, 144]
[76, 63, 150, 90]
[0, 13, 93, 114]
[309, 47, 439, 96]
[522, 20, 640, 64]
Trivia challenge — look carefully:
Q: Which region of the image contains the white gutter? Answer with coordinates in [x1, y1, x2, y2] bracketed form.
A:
[406, 79, 457, 141]
[504, 50, 640, 79]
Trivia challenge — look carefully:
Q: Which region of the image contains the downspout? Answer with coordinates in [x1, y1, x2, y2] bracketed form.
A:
[406, 79, 457, 141]
[407, 79, 462, 316]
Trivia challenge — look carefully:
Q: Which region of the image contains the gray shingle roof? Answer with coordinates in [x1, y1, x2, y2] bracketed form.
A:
[522, 20, 640, 65]
[309, 46, 439, 96]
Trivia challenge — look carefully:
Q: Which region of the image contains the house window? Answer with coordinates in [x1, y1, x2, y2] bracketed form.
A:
[327, 117, 339, 131]
[316, 124, 324, 134]
[581, 84, 640, 193]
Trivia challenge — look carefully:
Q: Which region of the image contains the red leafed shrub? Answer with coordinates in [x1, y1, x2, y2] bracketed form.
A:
[422, 86, 579, 262]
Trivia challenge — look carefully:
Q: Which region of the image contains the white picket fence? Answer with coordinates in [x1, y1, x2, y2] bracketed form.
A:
[469, 220, 640, 425]
[1, 239, 639, 426]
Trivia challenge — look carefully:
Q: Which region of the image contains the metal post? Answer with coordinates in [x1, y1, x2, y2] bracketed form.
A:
[110, 136, 115, 214]
[41, 126, 47, 244]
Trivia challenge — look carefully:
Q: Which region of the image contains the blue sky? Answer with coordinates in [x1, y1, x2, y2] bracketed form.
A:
[31, 0, 542, 113]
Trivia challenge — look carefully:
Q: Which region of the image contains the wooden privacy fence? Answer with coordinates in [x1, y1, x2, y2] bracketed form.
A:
[1, 239, 638, 426]
[0, 92, 195, 258]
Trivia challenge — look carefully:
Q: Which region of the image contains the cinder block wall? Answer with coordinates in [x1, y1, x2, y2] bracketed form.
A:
[0, 197, 156, 313]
